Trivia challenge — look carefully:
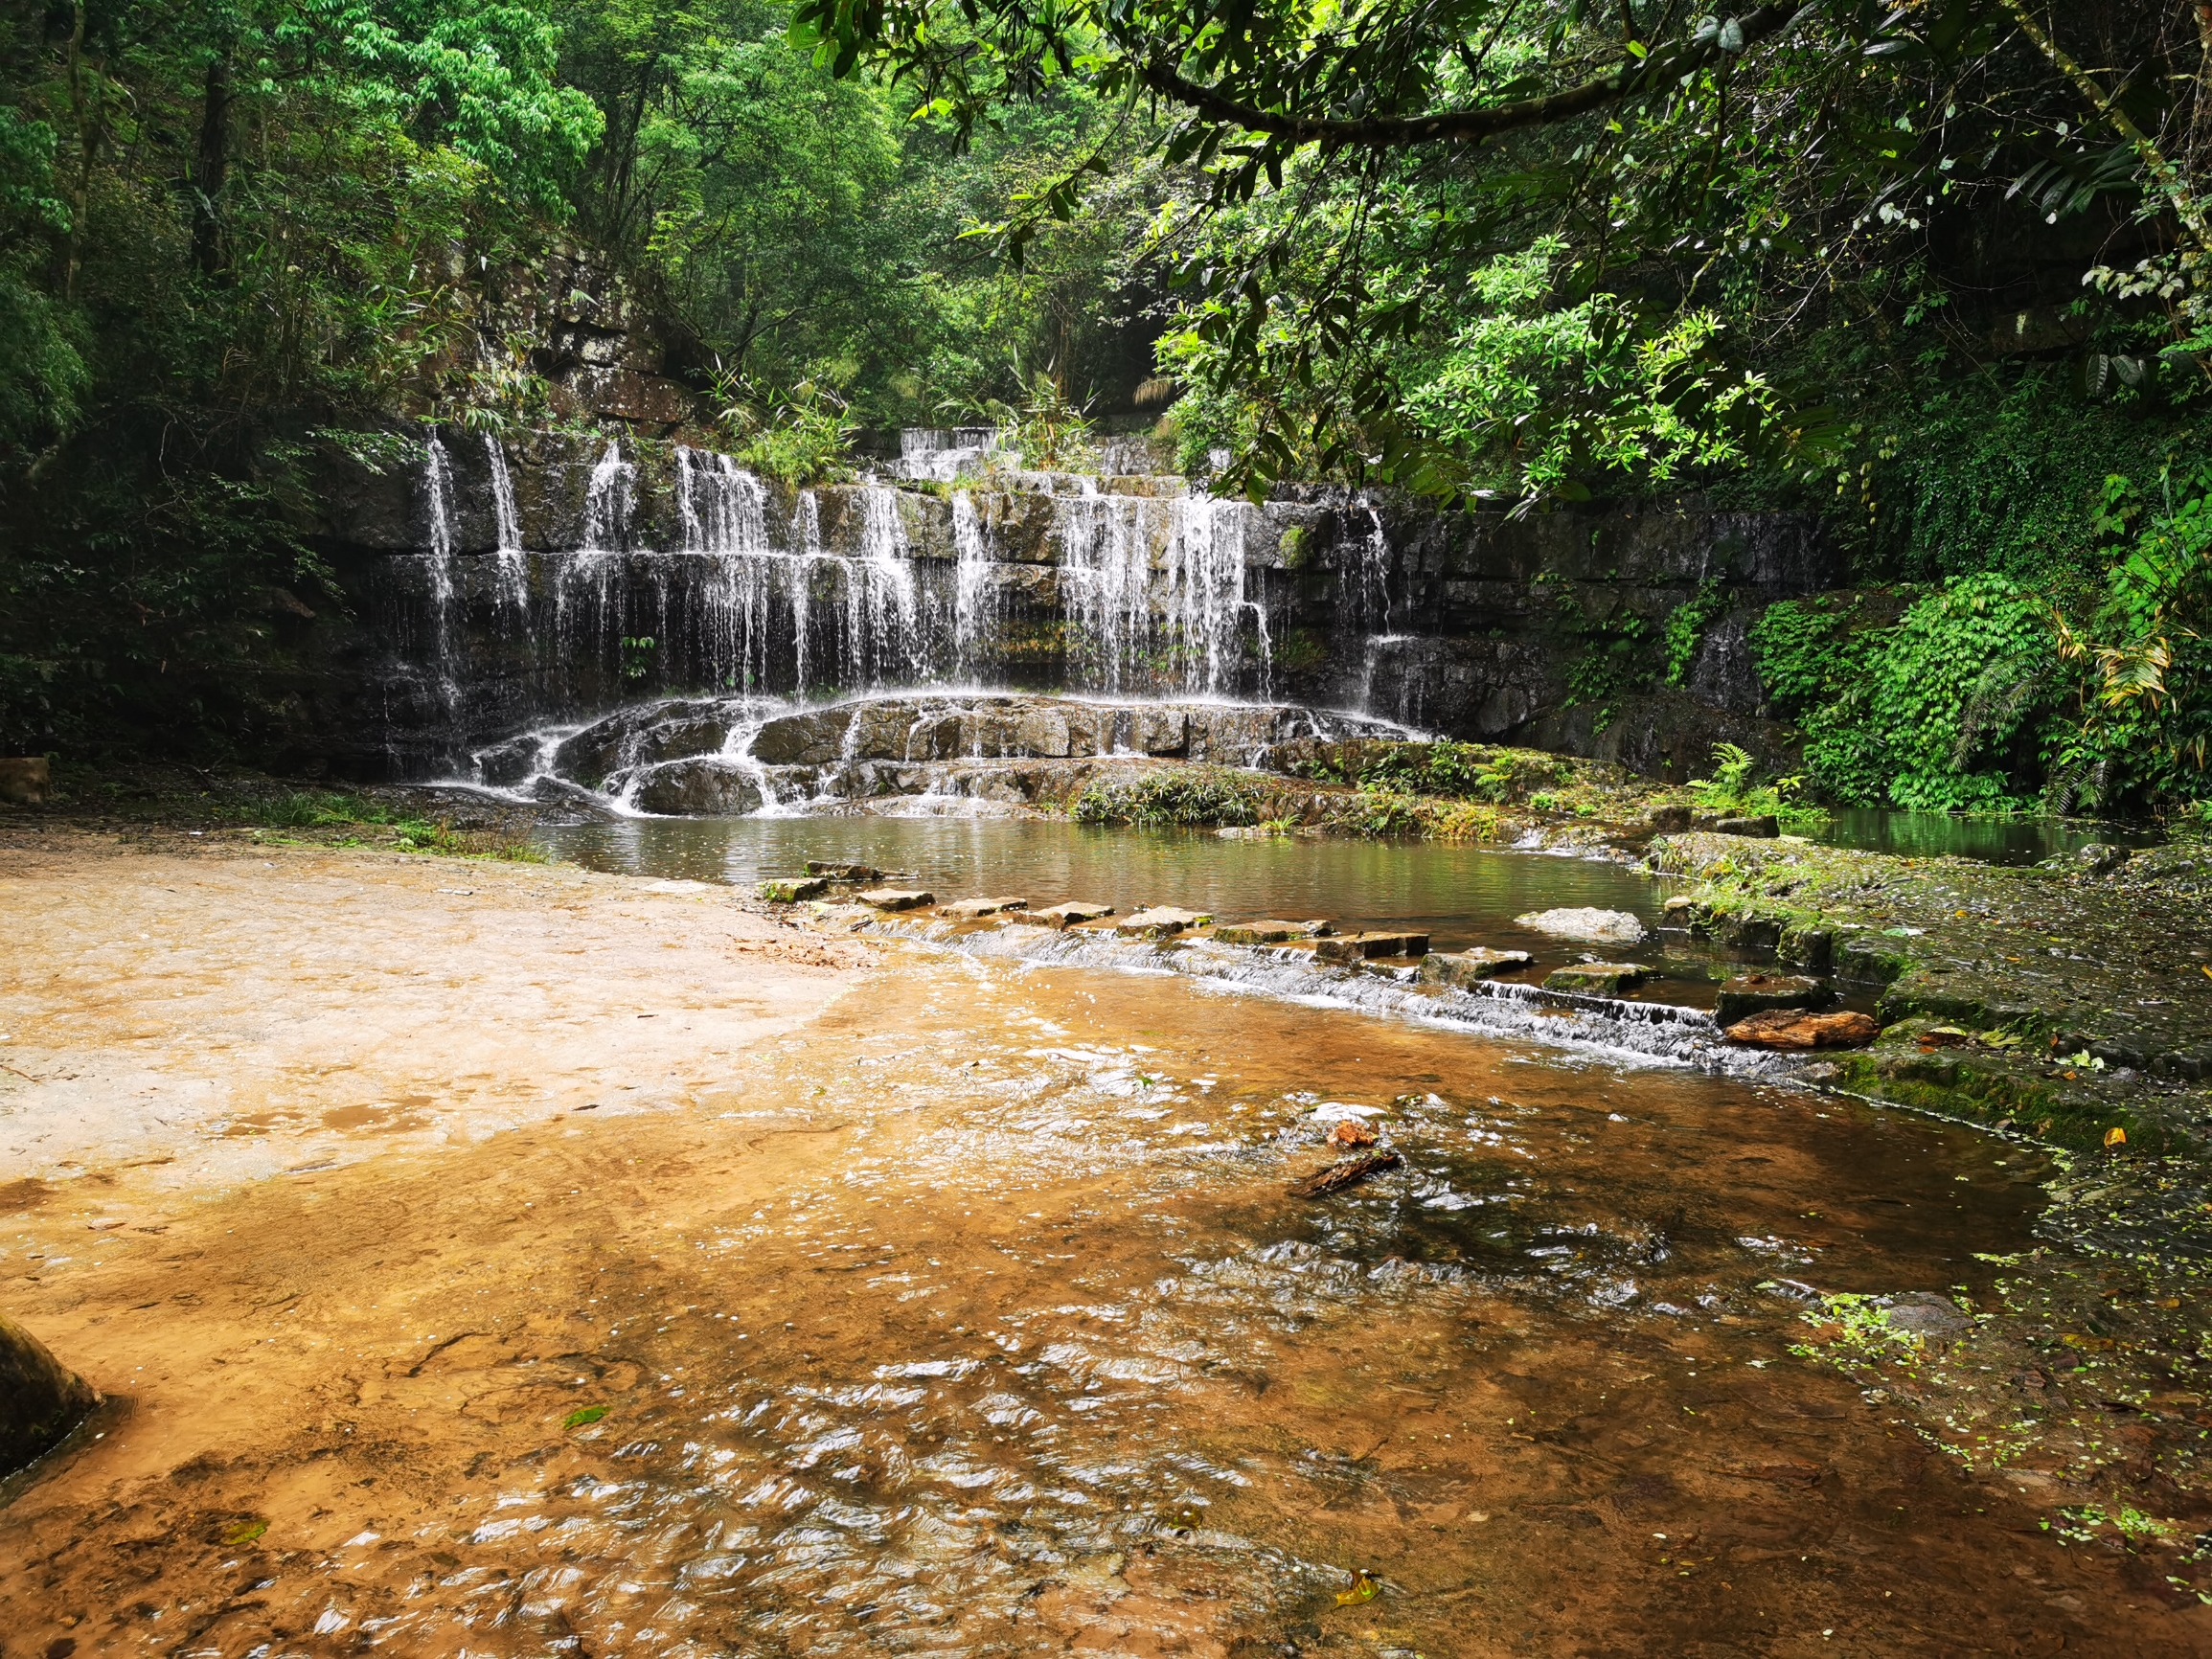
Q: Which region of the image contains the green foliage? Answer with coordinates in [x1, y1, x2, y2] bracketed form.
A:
[1349, 741, 1559, 805]
[1687, 743, 1824, 830]
[1754, 576, 2062, 812]
[1071, 768, 1262, 827]
[1400, 240, 1792, 503]
[1663, 580, 1727, 688]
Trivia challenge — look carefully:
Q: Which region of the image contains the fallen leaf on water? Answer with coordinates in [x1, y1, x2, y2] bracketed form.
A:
[223, 1519, 268, 1546]
[563, 1404, 608, 1430]
[2104, 1126, 2127, 1148]
[1335, 1569, 1380, 1607]
[1328, 1119, 1377, 1148]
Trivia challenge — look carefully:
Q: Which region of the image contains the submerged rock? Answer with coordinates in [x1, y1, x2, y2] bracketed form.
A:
[1543, 962, 1648, 994]
[1421, 947, 1535, 987]
[1515, 907, 1648, 945]
[858, 888, 934, 911]
[1213, 920, 1334, 944]
[1884, 1292, 1973, 1338]
[1714, 972, 1833, 1026]
[1313, 931, 1430, 963]
[1116, 906, 1212, 939]
[0, 1310, 96, 1474]
[939, 896, 1028, 920]
[1723, 1009, 1880, 1049]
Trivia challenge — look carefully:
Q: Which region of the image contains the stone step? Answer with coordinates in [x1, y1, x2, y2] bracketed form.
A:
[1115, 906, 1213, 938]
[1213, 919, 1334, 945]
[859, 888, 934, 911]
[1420, 947, 1534, 987]
[1314, 931, 1430, 963]
[939, 896, 1028, 920]
[1543, 963, 1647, 994]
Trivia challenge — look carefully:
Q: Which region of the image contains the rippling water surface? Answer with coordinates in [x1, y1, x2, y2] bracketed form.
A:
[34, 945, 2087, 1656]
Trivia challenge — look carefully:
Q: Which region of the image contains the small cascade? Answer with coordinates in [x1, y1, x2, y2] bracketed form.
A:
[419, 435, 463, 704]
[897, 426, 1002, 482]
[1163, 494, 1252, 696]
[1355, 500, 1394, 630]
[484, 435, 528, 615]
[854, 486, 921, 687]
[554, 442, 634, 698]
[950, 489, 994, 677]
[676, 445, 781, 693]
[1056, 491, 1157, 694]
[582, 442, 633, 552]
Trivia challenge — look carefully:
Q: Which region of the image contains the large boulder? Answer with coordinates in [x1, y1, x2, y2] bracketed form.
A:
[629, 758, 762, 816]
[1, 1310, 97, 1474]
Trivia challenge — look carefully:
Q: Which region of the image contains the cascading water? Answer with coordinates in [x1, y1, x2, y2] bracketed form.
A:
[950, 489, 993, 677]
[419, 436, 463, 707]
[386, 430, 1311, 784]
[484, 435, 528, 616]
[1056, 491, 1158, 694]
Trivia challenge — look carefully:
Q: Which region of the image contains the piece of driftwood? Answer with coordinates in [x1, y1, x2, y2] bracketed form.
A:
[1289, 1151, 1402, 1198]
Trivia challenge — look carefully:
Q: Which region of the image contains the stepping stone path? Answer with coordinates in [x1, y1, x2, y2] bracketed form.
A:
[1714, 971, 1831, 1026]
[1314, 931, 1430, 963]
[938, 896, 1028, 920]
[1030, 902, 1115, 929]
[1543, 962, 1647, 994]
[1116, 907, 1213, 939]
[1213, 920, 1334, 945]
[1420, 947, 1535, 987]
[858, 889, 934, 911]
[1515, 907, 1648, 945]
[758, 876, 829, 902]
[808, 861, 882, 880]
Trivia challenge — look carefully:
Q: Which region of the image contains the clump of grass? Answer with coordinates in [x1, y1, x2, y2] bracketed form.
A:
[244, 790, 400, 828]
[390, 818, 546, 862]
[1072, 768, 1266, 827]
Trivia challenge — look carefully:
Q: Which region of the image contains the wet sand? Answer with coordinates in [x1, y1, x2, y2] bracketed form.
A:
[0, 832, 2202, 1654]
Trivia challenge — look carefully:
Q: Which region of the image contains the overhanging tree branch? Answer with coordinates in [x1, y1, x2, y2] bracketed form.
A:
[1131, 3, 1813, 150]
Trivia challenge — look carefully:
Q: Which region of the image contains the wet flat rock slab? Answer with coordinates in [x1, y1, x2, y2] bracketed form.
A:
[1421, 946, 1535, 986]
[1116, 906, 1212, 939]
[938, 895, 1028, 920]
[1313, 930, 1430, 963]
[1211, 920, 1333, 945]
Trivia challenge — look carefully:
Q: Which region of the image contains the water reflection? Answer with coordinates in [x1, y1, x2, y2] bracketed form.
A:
[536, 816, 1674, 955]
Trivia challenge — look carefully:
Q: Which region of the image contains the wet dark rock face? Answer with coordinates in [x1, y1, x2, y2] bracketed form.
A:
[0, 1311, 96, 1475]
[293, 431, 1833, 780]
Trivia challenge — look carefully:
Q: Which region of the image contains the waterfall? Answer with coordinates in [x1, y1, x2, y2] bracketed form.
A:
[419, 435, 462, 704]
[855, 486, 920, 686]
[677, 444, 781, 693]
[1057, 491, 1157, 693]
[484, 435, 528, 615]
[582, 442, 633, 552]
[951, 489, 992, 677]
[1163, 494, 1249, 695]
[1357, 501, 1393, 631]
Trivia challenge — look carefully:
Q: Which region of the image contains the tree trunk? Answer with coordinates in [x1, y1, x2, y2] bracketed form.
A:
[192, 52, 233, 277]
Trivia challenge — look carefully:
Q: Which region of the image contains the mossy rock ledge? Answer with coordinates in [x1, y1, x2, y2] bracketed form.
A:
[0, 1309, 98, 1474]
